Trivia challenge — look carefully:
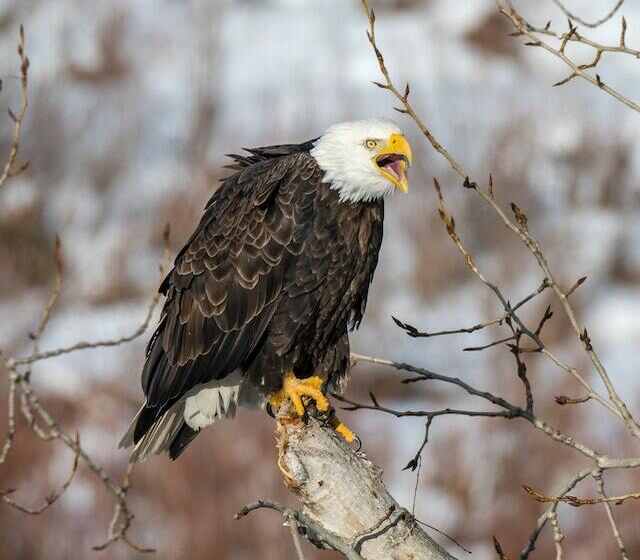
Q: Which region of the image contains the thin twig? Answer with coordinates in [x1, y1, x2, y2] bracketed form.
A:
[549, 510, 564, 559]
[555, 394, 591, 406]
[0, 372, 17, 464]
[235, 500, 364, 560]
[499, 3, 640, 114]
[364, 0, 640, 436]
[392, 279, 549, 340]
[0, 161, 169, 553]
[1, 433, 80, 514]
[10, 226, 170, 368]
[494, 536, 511, 560]
[552, 0, 624, 28]
[287, 513, 307, 560]
[594, 470, 629, 560]
[430, 177, 622, 419]
[10, 294, 162, 367]
[31, 235, 63, 347]
[523, 484, 640, 507]
[348, 354, 640, 470]
[0, 25, 30, 191]
[463, 334, 516, 352]
[518, 469, 593, 559]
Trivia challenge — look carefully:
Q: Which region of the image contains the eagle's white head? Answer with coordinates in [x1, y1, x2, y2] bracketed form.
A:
[310, 118, 413, 203]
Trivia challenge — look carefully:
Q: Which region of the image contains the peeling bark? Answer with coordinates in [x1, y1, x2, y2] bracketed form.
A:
[276, 415, 457, 560]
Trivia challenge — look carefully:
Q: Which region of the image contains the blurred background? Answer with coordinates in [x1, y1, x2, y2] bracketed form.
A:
[1, 0, 640, 558]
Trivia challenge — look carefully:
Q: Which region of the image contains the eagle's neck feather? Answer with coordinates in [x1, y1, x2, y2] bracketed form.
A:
[310, 138, 394, 204]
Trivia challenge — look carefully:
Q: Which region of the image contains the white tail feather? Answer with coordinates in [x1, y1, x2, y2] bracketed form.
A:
[120, 371, 263, 462]
[184, 374, 243, 430]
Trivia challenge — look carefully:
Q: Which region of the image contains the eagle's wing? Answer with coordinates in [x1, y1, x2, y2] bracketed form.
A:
[125, 151, 320, 456]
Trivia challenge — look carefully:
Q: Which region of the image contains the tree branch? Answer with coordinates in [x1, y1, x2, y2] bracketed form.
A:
[552, 0, 624, 29]
[0, 40, 169, 546]
[499, 2, 640, 114]
[0, 24, 30, 191]
[263, 412, 458, 559]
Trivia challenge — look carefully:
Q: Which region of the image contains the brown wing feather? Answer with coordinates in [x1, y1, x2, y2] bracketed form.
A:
[138, 152, 319, 424]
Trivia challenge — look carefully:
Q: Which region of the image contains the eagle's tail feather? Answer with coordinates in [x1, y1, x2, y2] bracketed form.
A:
[119, 376, 252, 463]
[120, 400, 188, 463]
[117, 404, 146, 450]
[168, 424, 200, 460]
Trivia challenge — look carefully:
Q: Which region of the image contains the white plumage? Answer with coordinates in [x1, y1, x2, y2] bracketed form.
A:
[183, 372, 243, 429]
[311, 119, 402, 203]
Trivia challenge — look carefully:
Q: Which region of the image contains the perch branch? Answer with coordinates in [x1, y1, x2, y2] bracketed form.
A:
[269, 411, 457, 559]
[238, 407, 461, 559]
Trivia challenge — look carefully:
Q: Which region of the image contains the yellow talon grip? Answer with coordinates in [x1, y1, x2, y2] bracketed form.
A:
[335, 422, 355, 443]
[268, 372, 329, 416]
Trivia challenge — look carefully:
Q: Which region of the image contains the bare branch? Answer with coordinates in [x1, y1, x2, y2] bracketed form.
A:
[359, 3, 640, 557]
[0, 150, 169, 552]
[0, 372, 17, 465]
[499, 3, 640, 114]
[31, 235, 63, 345]
[266, 411, 457, 559]
[463, 334, 515, 352]
[549, 510, 564, 559]
[360, 0, 466, 177]
[1, 433, 80, 515]
[552, 0, 625, 28]
[392, 279, 549, 340]
[236, 499, 363, 560]
[620, 16, 628, 48]
[349, 352, 640, 468]
[493, 536, 511, 560]
[336, 389, 521, 471]
[9, 225, 170, 368]
[523, 484, 640, 507]
[555, 394, 591, 406]
[287, 513, 307, 560]
[10, 292, 162, 367]
[594, 470, 630, 560]
[518, 469, 593, 559]
[0, 25, 30, 191]
[92, 464, 155, 554]
[363, 2, 640, 436]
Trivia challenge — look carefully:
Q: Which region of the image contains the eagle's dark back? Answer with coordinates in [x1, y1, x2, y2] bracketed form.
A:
[121, 140, 384, 461]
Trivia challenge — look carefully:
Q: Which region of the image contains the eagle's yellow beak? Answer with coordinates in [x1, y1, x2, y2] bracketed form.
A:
[373, 133, 412, 193]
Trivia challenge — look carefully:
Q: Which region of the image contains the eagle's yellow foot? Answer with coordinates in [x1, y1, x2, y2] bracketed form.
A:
[328, 413, 357, 444]
[335, 421, 355, 444]
[269, 371, 330, 417]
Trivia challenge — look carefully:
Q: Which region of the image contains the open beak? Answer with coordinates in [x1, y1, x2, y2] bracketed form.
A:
[374, 133, 412, 193]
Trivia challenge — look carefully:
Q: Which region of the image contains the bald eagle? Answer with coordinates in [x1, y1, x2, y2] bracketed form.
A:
[120, 119, 412, 462]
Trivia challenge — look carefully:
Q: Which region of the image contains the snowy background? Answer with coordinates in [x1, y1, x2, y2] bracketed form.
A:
[1, 0, 640, 558]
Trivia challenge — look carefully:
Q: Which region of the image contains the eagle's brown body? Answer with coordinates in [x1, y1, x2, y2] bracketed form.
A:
[126, 141, 384, 459]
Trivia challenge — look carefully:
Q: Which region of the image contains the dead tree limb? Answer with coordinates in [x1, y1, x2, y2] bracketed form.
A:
[238, 413, 458, 560]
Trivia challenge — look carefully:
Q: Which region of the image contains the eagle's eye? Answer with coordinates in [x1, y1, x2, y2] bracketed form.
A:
[365, 139, 378, 150]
